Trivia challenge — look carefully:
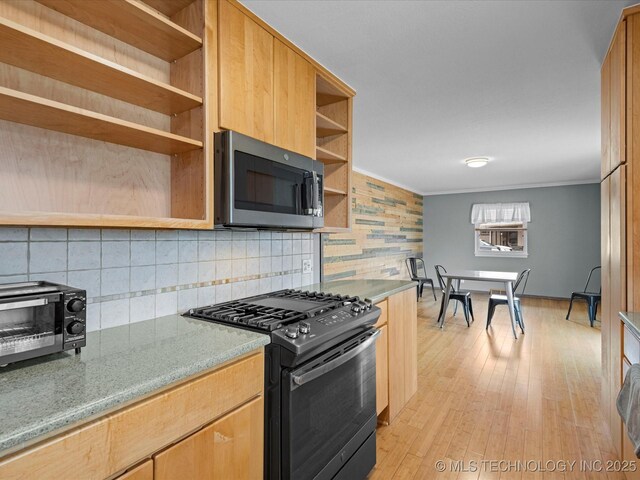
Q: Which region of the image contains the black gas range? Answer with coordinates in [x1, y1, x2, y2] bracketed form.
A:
[186, 289, 381, 480]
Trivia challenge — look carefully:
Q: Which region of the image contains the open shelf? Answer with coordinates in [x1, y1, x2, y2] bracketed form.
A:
[317, 74, 349, 107]
[316, 145, 347, 164]
[142, 0, 196, 17]
[0, 211, 209, 229]
[36, 0, 202, 62]
[0, 87, 203, 155]
[324, 186, 347, 196]
[0, 18, 201, 115]
[316, 111, 347, 137]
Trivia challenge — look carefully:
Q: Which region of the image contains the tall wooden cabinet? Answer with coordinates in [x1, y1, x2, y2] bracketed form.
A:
[601, 5, 640, 461]
[601, 166, 626, 456]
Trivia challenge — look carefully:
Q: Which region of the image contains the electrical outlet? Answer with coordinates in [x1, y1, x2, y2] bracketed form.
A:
[302, 259, 312, 274]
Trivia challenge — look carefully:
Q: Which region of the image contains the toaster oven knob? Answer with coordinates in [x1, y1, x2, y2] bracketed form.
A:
[67, 298, 85, 313]
[67, 321, 85, 335]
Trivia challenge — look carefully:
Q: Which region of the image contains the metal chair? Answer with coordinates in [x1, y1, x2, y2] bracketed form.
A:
[405, 257, 437, 301]
[434, 265, 474, 327]
[566, 266, 601, 327]
[486, 269, 530, 333]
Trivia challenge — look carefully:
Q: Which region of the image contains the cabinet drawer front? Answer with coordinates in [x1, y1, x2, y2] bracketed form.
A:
[375, 300, 388, 327]
[624, 325, 640, 365]
[0, 351, 264, 480]
[154, 397, 263, 480]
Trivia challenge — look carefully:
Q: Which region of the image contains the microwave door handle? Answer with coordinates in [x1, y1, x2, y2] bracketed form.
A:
[312, 171, 319, 214]
[290, 329, 380, 389]
[0, 298, 48, 311]
[294, 183, 301, 215]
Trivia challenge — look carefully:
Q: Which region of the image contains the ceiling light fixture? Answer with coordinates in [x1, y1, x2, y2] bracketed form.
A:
[465, 157, 490, 168]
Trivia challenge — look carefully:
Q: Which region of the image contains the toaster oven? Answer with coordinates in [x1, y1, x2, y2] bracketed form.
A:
[0, 281, 86, 366]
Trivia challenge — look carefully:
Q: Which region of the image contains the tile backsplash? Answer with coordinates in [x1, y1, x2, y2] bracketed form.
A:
[0, 227, 316, 332]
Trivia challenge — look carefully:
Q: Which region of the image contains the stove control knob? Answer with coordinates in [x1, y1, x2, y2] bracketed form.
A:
[285, 327, 299, 339]
[67, 321, 85, 335]
[299, 322, 311, 334]
[67, 298, 85, 313]
[351, 305, 361, 314]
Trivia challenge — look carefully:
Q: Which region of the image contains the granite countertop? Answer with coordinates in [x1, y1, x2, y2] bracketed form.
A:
[0, 314, 269, 457]
[301, 279, 416, 304]
[620, 312, 640, 338]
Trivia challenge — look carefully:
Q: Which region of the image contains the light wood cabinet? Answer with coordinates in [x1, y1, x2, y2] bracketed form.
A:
[600, 5, 640, 461]
[116, 461, 153, 480]
[155, 397, 263, 480]
[315, 75, 353, 231]
[218, 0, 274, 144]
[375, 324, 389, 417]
[385, 288, 418, 422]
[273, 39, 315, 158]
[0, 0, 212, 229]
[601, 156, 626, 458]
[602, 21, 626, 179]
[0, 351, 264, 480]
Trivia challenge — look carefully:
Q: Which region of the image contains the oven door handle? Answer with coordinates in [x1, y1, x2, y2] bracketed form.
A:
[291, 329, 380, 388]
[0, 297, 49, 311]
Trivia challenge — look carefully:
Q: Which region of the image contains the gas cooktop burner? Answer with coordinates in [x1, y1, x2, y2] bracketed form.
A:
[186, 289, 372, 332]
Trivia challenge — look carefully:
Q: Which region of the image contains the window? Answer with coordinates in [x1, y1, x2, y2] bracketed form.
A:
[475, 222, 528, 258]
[470, 202, 530, 258]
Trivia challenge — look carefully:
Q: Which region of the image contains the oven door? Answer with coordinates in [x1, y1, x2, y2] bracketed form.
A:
[282, 329, 379, 480]
[215, 130, 320, 229]
[0, 293, 63, 364]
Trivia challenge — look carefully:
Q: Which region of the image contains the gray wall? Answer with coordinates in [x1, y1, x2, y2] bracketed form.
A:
[423, 183, 600, 298]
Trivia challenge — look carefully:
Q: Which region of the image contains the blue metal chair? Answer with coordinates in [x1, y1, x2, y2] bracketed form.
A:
[566, 266, 601, 327]
[405, 257, 437, 301]
[486, 269, 530, 333]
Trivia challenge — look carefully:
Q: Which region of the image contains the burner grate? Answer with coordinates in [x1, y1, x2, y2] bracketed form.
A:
[186, 289, 365, 333]
[189, 300, 309, 331]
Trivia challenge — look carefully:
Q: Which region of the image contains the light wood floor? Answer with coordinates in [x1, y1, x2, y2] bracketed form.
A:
[370, 295, 624, 479]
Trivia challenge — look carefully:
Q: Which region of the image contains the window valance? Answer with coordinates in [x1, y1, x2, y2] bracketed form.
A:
[470, 202, 531, 225]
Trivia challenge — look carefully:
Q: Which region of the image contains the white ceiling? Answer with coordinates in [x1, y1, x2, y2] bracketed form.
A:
[241, 0, 634, 195]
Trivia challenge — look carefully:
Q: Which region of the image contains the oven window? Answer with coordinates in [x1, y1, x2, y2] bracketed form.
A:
[284, 339, 376, 479]
[0, 303, 57, 356]
[234, 150, 307, 214]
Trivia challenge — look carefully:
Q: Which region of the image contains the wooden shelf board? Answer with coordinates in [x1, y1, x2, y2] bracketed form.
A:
[0, 86, 203, 155]
[0, 211, 211, 229]
[316, 145, 347, 164]
[316, 74, 349, 106]
[324, 186, 348, 196]
[142, 0, 195, 17]
[37, 0, 202, 62]
[316, 111, 347, 137]
[0, 18, 201, 115]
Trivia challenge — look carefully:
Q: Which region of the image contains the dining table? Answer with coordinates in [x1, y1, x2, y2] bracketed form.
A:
[437, 269, 522, 339]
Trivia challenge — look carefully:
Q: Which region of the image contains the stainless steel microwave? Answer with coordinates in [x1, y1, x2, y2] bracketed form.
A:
[214, 131, 324, 230]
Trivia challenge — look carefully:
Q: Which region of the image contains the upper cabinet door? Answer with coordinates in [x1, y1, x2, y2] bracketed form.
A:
[218, 0, 274, 143]
[610, 21, 626, 172]
[602, 50, 612, 179]
[273, 39, 316, 158]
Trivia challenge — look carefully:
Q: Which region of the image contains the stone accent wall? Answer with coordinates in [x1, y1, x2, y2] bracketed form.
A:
[323, 172, 423, 281]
